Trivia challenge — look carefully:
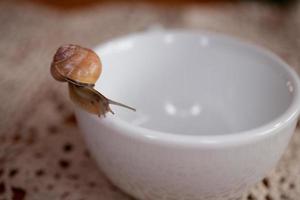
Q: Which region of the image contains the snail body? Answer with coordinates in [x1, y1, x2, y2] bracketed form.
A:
[51, 44, 135, 117]
[68, 83, 112, 116]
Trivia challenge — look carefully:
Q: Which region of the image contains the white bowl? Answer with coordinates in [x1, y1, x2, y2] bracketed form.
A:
[75, 30, 300, 200]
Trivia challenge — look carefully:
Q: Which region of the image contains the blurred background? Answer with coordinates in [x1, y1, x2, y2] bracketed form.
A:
[1, 0, 300, 199]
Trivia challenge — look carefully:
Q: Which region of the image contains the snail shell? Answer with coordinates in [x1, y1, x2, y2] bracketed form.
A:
[51, 44, 102, 86]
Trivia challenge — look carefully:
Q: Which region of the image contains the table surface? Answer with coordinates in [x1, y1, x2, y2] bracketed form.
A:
[1, 1, 300, 199]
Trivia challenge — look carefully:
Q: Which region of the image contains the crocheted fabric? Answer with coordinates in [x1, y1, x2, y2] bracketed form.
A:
[1, 1, 300, 199]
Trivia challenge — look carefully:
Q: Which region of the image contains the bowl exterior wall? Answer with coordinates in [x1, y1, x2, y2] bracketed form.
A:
[76, 109, 297, 200]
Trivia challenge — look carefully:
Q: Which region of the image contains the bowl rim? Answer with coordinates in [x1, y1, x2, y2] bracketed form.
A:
[89, 29, 300, 147]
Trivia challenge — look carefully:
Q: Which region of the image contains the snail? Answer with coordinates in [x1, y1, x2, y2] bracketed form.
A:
[51, 44, 135, 117]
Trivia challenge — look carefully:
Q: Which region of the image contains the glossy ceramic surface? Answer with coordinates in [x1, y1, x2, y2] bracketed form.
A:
[75, 30, 300, 200]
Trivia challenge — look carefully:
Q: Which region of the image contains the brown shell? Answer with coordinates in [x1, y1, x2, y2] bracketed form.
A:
[51, 44, 102, 85]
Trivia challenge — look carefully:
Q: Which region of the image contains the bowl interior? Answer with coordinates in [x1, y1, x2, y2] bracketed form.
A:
[95, 31, 296, 136]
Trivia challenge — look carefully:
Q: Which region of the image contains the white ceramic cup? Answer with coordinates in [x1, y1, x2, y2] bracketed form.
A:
[75, 30, 300, 200]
